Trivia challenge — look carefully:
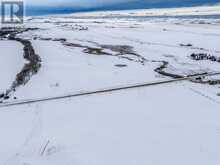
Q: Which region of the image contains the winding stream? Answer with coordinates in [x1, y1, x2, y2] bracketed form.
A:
[0, 27, 41, 101]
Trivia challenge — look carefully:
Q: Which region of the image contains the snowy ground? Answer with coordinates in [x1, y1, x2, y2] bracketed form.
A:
[69, 5, 220, 17]
[1, 6, 220, 165]
[0, 41, 24, 93]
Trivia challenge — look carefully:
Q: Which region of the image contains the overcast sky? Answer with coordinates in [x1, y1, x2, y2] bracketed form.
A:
[26, 0, 137, 7]
[25, 0, 220, 7]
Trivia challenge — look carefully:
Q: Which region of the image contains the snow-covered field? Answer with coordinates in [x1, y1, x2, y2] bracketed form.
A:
[70, 5, 220, 17]
[0, 41, 24, 93]
[1, 6, 220, 165]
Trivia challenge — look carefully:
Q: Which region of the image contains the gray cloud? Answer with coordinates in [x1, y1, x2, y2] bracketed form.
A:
[25, 0, 220, 8]
[26, 0, 137, 7]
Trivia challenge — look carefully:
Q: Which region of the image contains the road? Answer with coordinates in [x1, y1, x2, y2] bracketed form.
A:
[1, 72, 220, 108]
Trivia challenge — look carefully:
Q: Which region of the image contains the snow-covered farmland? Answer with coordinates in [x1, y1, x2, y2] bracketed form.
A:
[1, 6, 220, 165]
[0, 41, 24, 93]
